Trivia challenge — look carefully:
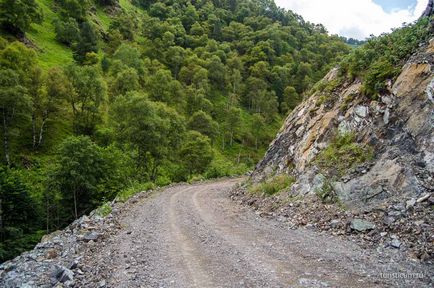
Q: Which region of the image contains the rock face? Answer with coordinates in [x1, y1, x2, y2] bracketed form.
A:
[422, 0, 434, 18]
[252, 39, 434, 210]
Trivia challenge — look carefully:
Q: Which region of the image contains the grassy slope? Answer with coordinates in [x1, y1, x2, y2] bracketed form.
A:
[27, 0, 137, 70]
[28, 0, 72, 69]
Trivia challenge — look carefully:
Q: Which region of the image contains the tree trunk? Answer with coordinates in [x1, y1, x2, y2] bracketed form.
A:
[2, 109, 10, 166]
[32, 112, 36, 149]
[37, 117, 47, 148]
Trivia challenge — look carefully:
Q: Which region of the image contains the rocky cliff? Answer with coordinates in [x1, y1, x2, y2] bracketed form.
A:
[231, 38, 434, 263]
[252, 38, 434, 210]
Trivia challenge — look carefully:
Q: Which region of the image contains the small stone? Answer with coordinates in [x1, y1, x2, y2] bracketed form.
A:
[392, 203, 405, 211]
[388, 210, 402, 217]
[383, 108, 390, 125]
[55, 266, 74, 283]
[417, 193, 431, 203]
[381, 95, 393, 106]
[350, 219, 376, 232]
[406, 198, 416, 209]
[390, 239, 401, 249]
[45, 249, 58, 259]
[83, 231, 100, 242]
[98, 280, 106, 287]
[330, 219, 340, 228]
[69, 259, 79, 270]
[383, 216, 395, 226]
[354, 105, 369, 118]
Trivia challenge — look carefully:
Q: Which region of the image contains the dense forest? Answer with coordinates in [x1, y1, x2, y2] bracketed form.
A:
[0, 0, 353, 262]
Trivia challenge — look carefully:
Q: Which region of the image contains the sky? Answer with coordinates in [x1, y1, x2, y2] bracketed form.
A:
[274, 0, 429, 39]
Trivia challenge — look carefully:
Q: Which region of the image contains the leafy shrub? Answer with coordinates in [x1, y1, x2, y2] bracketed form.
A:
[96, 202, 112, 217]
[249, 174, 296, 196]
[315, 179, 337, 203]
[314, 132, 373, 176]
[361, 57, 399, 99]
[116, 182, 155, 203]
[340, 18, 431, 98]
[204, 151, 249, 179]
[54, 18, 80, 46]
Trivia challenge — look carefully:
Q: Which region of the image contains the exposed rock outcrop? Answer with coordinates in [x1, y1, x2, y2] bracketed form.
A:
[422, 0, 434, 18]
[234, 39, 434, 263]
[252, 39, 434, 210]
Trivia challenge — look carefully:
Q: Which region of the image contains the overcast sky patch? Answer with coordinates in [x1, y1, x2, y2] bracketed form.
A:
[274, 0, 428, 39]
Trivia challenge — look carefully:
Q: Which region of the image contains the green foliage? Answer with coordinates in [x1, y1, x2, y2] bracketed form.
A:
[47, 135, 122, 221]
[116, 181, 155, 203]
[0, 0, 43, 35]
[315, 178, 337, 204]
[361, 58, 399, 99]
[204, 150, 249, 179]
[0, 0, 354, 261]
[180, 131, 213, 177]
[340, 18, 431, 98]
[249, 174, 295, 196]
[58, 0, 90, 22]
[54, 17, 80, 46]
[0, 167, 42, 262]
[112, 92, 185, 181]
[73, 21, 99, 64]
[65, 64, 107, 135]
[188, 110, 219, 140]
[95, 202, 112, 217]
[314, 133, 374, 177]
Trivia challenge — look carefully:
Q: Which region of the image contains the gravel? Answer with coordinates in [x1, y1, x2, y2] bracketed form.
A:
[2, 179, 433, 287]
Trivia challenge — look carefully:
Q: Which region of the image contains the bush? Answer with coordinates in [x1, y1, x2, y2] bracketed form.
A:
[314, 132, 373, 176]
[116, 182, 155, 203]
[48, 136, 124, 221]
[315, 179, 337, 203]
[361, 57, 399, 99]
[96, 202, 112, 217]
[340, 18, 431, 99]
[249, 174, 296, 196]
[204, 151, 249, 179]
[54, 18, 80, 46]
[180, 131, 213, 177]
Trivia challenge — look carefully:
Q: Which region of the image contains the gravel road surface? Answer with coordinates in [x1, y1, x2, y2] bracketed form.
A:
[80, 178, 431, 287]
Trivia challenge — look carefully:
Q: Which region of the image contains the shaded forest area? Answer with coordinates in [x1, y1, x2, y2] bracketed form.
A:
[0, 0, 351, 261]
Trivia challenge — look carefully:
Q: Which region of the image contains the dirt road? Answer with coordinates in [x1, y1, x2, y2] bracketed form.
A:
[80, 179, 431, 287]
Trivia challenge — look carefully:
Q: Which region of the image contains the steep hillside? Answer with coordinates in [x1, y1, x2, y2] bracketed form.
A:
[0, 0, 350, 262]
[234, 18, 434, 262]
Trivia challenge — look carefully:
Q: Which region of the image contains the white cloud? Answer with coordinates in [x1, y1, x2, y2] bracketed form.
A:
[274, 0, 428, 39]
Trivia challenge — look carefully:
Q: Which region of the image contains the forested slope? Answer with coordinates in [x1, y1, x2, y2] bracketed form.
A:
[0, 0, 349, 261]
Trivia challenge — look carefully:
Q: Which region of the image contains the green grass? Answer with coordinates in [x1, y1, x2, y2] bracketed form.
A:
[314, 132, 374, 177]
[94, 7, 112, 31]
[119, 0, 138, 13]
[28, 0, 73, 69]
[96, 202, 112, 217]
[116, 182, 156, 202]
[249, 174, 296, 196]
